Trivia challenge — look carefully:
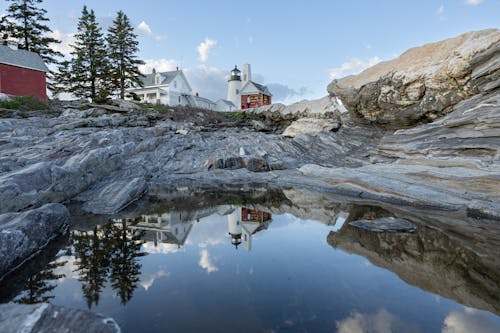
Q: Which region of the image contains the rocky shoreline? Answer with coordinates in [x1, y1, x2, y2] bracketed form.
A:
[0, 28, 499, 331]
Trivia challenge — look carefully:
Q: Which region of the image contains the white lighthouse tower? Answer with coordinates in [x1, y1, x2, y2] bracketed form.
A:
[227, 66, 241, 108]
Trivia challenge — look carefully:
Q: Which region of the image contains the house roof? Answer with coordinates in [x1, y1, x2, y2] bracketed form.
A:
[140, 70, 181, 86]
[0, 45, 49, 72]
[216, 99, 235, 107]
[193, 95, 215, 105]
[241, 80, 272, 96]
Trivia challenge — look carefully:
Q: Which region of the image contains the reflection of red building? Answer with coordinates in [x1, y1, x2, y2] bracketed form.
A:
[240, 81, 272, 109]
[241, 207, 272, 223]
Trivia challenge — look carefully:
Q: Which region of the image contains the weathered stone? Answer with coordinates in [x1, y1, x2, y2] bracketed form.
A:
[349, 217, 416, 232]
[282, 117, 340, 138]
[0, 203, 69, 277]
[328, 29, 500, 129]
[0, 303, 120, 333]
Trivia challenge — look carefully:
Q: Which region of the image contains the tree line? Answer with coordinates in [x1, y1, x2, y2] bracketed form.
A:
[0, 0, 144, 102]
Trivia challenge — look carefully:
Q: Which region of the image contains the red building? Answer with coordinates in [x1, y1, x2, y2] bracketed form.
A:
[0, 45, 49, 102]
[240, 81, 272, 109]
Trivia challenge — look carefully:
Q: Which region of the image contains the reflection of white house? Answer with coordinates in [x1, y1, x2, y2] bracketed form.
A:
[128, 68, 193, 106]
[124, 207, 219, 247]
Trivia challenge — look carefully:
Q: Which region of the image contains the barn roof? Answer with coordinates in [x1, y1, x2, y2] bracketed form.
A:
[241, 80, 272, 96]
[0, 45, 49, 72]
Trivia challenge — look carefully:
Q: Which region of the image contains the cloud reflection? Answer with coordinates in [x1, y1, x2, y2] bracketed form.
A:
[199, 249, 218, 273]
[442, 308, 500, 333]
[336, 309, 419, 333]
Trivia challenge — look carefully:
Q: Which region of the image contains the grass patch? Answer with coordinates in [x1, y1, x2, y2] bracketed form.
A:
[0, 95, 49, 111]
[224, 111, 260, 121]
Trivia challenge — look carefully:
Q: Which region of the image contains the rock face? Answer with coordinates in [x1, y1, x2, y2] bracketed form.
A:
[0, 203, 69, 277]
[328, 29, 500, 129]
[0, 303, 120, 333]
[282, 117, 340, 138]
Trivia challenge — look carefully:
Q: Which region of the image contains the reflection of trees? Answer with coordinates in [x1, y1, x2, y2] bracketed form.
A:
[72, 226, 111, 309]
[71, 221, 146, 309]
[14, 260, 67, 304]
[109, 220, 146, 304]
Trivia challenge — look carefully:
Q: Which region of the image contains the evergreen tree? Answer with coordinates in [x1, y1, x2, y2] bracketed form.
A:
[4, 0, 61, 65]
[106, 11, 144, 99]
[67, 6, 109, 102]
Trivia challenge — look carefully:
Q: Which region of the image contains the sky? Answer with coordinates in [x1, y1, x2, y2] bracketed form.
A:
[1, 0, 498, 103]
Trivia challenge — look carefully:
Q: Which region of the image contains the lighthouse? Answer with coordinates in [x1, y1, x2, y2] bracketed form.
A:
[226, 66, 241, 108]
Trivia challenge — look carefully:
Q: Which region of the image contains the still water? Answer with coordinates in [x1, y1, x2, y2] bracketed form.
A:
[1, 202, 500, 333]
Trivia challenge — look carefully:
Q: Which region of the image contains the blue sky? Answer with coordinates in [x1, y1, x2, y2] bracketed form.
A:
[1, 0, 498, 103]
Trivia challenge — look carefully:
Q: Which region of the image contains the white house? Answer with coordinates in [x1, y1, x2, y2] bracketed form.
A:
[215, 99, 236, 112]
[128, 68, 193, 106]
[185, 94, 217, 111]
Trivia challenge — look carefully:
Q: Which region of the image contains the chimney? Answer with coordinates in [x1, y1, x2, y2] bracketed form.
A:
[152, 68, 156, 74]
[242, 64, 251, 84]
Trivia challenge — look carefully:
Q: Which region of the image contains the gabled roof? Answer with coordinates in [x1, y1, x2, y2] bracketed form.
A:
[216, 99, 235, 107]
[240, 80, 272, 96]
[0, 45, 48, 72]
[193, 95, 215, 105]
[140, 70, 192, 91]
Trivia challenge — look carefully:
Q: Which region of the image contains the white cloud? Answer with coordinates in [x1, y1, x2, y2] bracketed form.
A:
[140, 58, 179, 74]
[197, 38, 217, 63]
[465, 0, 483, 5]
[199, 249, 218, 273]
[442, 309, 500, 333]
[329, 56, 382, 79]
[136, 21, 165, 42]
[436, 5, 445, 14]
[48, 29, 75, 56]
[139, 269, 169, 291]
[184, 64, 227, 100]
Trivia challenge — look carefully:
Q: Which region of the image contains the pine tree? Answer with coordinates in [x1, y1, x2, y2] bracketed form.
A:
[106, 11, 144, 99]
[4, 0, 62, 65]
[68, 6, 109, 102]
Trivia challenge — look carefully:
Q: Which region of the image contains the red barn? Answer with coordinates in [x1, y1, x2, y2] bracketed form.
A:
[0, 45, 49, 102]
[240, 81, 272, 109]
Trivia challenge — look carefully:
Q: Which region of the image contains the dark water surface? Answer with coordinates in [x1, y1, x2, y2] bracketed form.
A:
[1, 198, 500, 333]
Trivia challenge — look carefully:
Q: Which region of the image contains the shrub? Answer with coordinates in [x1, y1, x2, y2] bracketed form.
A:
[0, 95, 49, 111]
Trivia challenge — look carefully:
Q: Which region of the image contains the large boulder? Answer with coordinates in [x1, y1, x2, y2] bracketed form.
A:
[328, 29, 500, 129]
[0, 303, 120, 333]
[0, 203, 69, 277]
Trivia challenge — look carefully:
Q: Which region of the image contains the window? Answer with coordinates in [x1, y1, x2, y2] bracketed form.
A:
[236, 89, 239, 94]
[178, 96, 181, 103]
[174, 81, 177, 88]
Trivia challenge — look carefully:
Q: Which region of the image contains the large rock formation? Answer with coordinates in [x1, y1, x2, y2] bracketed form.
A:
[0, 204, 69, 278]
[328, 29, 500, 129]
[0, 303, 120, 333]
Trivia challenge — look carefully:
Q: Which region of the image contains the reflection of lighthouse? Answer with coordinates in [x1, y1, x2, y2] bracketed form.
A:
[226, 207, 273, 251]
[227, 208, 242, 249]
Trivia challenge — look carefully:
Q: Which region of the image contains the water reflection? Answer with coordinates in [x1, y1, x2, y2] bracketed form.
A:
[117, 206, 273, 252]
[14, 258, 67, 304]
[70, 221, 146, 308]
[2, 195, 500, 332]
[328, 205, 500, 316]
